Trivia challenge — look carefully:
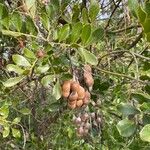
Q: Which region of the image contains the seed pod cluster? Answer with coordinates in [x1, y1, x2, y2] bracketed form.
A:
[62, 80, 91, 109]
[73, 113, 91, 137]
[83, 65, 94, 91]
[73, 112, 103, 137]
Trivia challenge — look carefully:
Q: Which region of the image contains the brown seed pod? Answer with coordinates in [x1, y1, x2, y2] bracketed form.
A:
[77, 127, 84, 137]
[83, 91, 91, 105]
[68, 100, 76, 105]
[83, 129, 89, 135]
[84, 73, 94, 88]
[62, 80, 72, 98]
[71, 81, 80, 91]
[84, 64, 92, 73]
[74, 117, 82, 125]
[77, 86, 85, 99]
[68, 103, 76, 109]
[69, 91, 78, 101]
[84, 122, 91, 129]
[76, 99, 83, 107]
[62, 92, 70, 98]
[81, 113, 89, 122]
[36, 50, 45, 58]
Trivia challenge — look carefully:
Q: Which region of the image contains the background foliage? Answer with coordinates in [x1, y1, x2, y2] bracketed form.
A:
[0, 0, 150, 149]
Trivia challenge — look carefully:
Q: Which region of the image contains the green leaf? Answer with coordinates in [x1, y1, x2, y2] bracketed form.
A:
[11, 11, 22, 31]
[2, 30, 22, 37]
[143, 19, 150, 33]
[128, 0, 139, 17]
[3, 76, 25, 87]
[41, 75, 54, 87]
[41, 13, 50, 30]
[70, 22, 82, 43]
[0, 3, 9, 29]
[23, 48, 36, 59]
[117, 103, 140, 116]
[82, 8, 89, 24]
[20, 108, 31, 115]
[11, 128, 21, 138]
[81, 24, 91, 45]
[0, 105, 9, 118]
[36, 64, 49, 74]
[52, 80, 62, 100]
[140, 124, 150, 142]
[137, 6, 146, 24]
[89, 2, 100, 22]
[131, 92, 150, 103]
[12, 117, 21, 124]
[25, 0, 36, 10]
[3, 126, 10, 138]
[26, 16, 38, 35]
[144, 2, 150, 18]
[12, 54, 31, 67]
[58, 24, 70, 42]
[116, 119, 136, 137]
[92, 26, 104, 42]
[78, 48, 98, 66]
[6, 64, 24, 75]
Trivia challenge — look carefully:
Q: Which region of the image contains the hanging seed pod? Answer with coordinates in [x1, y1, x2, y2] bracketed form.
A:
[68, 103, 76, 109]
[81, 113, 89, 122]
[71, 81, 80, 91]
[77, 86, 85, 99]
[83, 90, 91, 105]
[76, 99, 83, 107]
[77, 127, 84, 137]
[69, 91, 78, 101]
[62, 80, 72, 98]
[68, 100, 76, 106]
[84, 64, 92, 73]
[84, 73, 94, 89]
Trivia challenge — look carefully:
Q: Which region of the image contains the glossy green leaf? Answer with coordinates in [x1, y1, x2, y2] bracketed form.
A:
[25, 0, 36, 10]
[3, 76, 25, 87]
[12, 54, 31, 67]
[3, 126, 10, 138]
[2, 30, 22, 37]
[70, 22, 82, 43]
[131, 92, 150, 103]
[143, 19, 150, 33]
[89, 2, 100, 21]
[0, 105, 9, 118]
[128, 0, 139, 16]
[116, 119, 136, 137]
[52, 80, 62, 100]
[11, 128, 21, 138]
[41, 75, 54, 87]
[81, 24, 91, 45]
[11, 11, 22, 31]
[6, 64, 24, 75]
[137, 6, 146, 24]
[20, 108, 31, 115]
[12, 117, 21, 124]
[26, 16, 38, 35]
[78, 48, 98, 65]
[140, 124, 150, 142]
[117, 103, 140, 116]
[82, 8, 89, 24]
[36, 64, 49, 74]
[0, 3, 9, 29]
[41, 13, 50, 30]
[23, 48, 36, 59]
[58, 24, 70, 42]
[92, 26, 104, 42]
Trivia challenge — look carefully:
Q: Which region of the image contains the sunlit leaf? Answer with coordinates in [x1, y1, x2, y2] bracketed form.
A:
[140, 124, 150, 142]
[52, 80, 62, 100]
[7, 64, 24, 75]
[11, 128, 21, 138]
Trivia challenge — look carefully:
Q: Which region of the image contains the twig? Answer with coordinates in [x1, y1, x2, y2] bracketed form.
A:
[105, 0, 122, 30]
